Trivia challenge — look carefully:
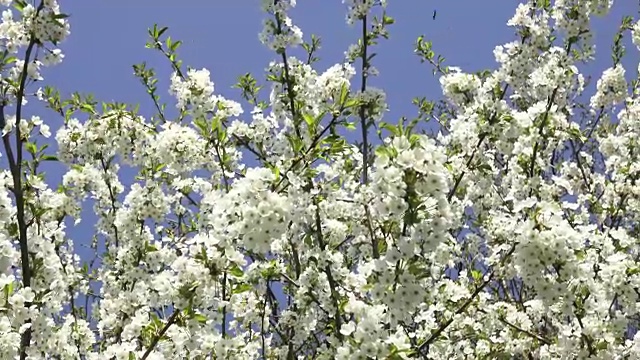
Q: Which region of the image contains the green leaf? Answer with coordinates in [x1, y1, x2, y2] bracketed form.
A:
[145, 243, 158, 252]
[170, 40, 182, 52]
[232, 283, 252, 294]
[471, 269, 482, 282]
[228, 265, 244, 278]
[380, 122, 400, 136]
[25, 142, 37, 155]
[3, 56, 16, 65]
[41, 155, 58, 162]
[344, 98, 359, 108]
[3, 281, 13, 297]
[157, 26, 169, 39]
[476, 163, 492, 174]
[339, 83, 349, 106]
[303, 113, 315, 127]
[192, 313, 207, 324]
[80, 103, 95, 114]
[344, 122, 356, 130]
[375, 146, 389, 158]
[13, 0, 26, 11]
[272, 165, 280, 182]
[626, 267, 640, 276]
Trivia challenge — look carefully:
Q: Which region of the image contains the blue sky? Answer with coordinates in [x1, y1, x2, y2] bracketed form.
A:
[49, 1, 517, 119]
[41, 1, 638, 139]
[3, 0, 639, 316]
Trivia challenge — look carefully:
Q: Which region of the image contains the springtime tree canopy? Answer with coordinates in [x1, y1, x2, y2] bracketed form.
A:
[1, 0, 640, 359]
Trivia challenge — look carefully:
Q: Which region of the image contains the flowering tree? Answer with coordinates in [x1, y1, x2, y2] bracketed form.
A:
[0, 0, 639, 358]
